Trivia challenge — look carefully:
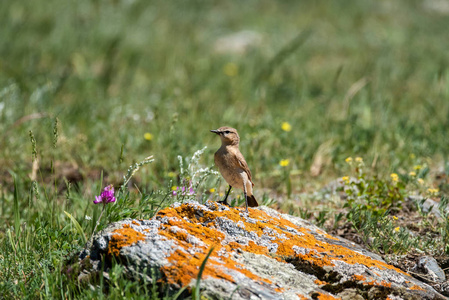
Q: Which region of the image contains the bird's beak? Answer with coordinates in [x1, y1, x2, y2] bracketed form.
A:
[210, 129, 220, 135]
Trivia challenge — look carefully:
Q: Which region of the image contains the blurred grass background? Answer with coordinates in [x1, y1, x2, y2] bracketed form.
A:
[1, 0, 448, 185]
[1, 0, 449, 297]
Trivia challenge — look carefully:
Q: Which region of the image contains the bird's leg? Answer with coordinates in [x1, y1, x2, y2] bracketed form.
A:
[224, 185, 232, 204]
[243, 185, 249, 213]
[244, 193, 249, 213]
[218, 185, 232, 206]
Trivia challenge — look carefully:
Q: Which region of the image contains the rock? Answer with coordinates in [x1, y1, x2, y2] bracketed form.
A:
[213, 30, 262, 55]
[338, 288, 364, 300]
[77, 201, 445, 299]
[413, 256, 446, 283]
[422, 198, 442, 218]
[406, 195, 449, 219]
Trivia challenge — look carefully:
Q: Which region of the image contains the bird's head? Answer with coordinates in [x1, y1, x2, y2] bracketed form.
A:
[210, 126, 240, 146]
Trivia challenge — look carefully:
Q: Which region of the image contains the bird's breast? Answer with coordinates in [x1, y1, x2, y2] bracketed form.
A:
[214, 148, 249, 191]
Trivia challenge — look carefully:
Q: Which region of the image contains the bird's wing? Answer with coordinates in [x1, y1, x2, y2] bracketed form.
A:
[235, 151, 254, 186]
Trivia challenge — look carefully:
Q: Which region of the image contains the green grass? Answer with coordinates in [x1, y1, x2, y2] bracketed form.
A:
[1, 0, 449, 298]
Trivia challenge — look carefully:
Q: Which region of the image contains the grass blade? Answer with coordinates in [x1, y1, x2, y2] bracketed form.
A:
[7, 228, 17, 254]
[13, 176, 20, 237]
[64, 211, 87, 244]
[172, 286, 188, 300]
[193, 246, 215, 300]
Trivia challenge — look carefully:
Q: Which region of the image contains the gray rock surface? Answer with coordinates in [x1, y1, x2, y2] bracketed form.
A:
[76, 200, 446, 299]
[407, 195, 449, 219]
[414, 256, 446, 283]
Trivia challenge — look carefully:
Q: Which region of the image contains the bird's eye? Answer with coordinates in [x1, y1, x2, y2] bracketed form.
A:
[225, 131, 230, 134]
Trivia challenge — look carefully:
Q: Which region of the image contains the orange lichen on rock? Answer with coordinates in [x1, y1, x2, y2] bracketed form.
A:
[161, 247, 236, 287]
[352, 275, 392, 287]
[352, 274, 365, 281]
[108, 226, 145, 256]
[364, 279, 392, 288]
[81, 201, 440, 299]
[316, 292, 342, 300]
[244, 208, 405, 275]
[410, 284, 425, 291]
[156, 202, 410, 289]
[241, 240, 270, 255]
[158, 205, 278, 290]
[314, 279, 328, 285]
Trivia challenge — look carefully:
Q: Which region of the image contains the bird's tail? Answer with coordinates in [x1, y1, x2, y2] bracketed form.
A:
[247, 194, 259, 207]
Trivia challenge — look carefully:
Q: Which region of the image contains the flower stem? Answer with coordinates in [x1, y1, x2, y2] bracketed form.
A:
[90, 204, 106, 241]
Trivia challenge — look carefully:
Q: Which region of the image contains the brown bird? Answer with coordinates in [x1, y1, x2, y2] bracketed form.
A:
[211, 126, 258, 212]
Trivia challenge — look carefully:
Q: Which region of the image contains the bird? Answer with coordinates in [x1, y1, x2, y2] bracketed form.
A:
[210, 126, 258, 212]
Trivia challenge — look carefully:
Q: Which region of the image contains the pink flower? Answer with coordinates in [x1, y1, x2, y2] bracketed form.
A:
[94, 185, 116, 204]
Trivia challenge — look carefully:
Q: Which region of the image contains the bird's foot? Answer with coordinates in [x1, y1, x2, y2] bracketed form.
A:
[217, 200, 231, 207]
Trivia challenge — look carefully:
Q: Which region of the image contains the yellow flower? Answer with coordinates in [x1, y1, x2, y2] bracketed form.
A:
[392, 216, 398, 220]
[413, 165, 422, 171]
[408, 171, 416, 177]
[171, 186, 177, 191]
[409, 153, 416, 159]
[427, 188, 439, 196]
[223, 63, 238, 77]
[281, 122, 292, 132]
[279, 159, 290, 167]
[144, 132, 153, 141]
[209, 188, 216, 193]
[219, 192, 224, 197]
[168, 172, 176, 178]
[390, 173, 399, 182]
[417, 178, 425, 185]
[394, 227, 400, 232]
[345, 157, 353, 164]
[341, 176, 350, 184]
[355, 157, 363, 163]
